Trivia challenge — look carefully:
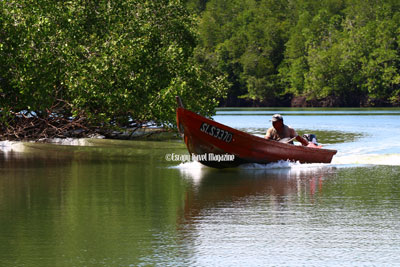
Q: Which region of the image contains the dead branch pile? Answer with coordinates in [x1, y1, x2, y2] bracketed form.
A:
[0, 103, 167, 141]
[0, 111, 92, 141]
[0, 100, 95, 141]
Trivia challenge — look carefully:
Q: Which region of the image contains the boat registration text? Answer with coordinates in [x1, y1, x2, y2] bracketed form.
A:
[200, 122, 233, 143]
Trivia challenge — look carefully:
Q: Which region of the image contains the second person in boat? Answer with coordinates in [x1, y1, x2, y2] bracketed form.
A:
[265, 114, 309, 146]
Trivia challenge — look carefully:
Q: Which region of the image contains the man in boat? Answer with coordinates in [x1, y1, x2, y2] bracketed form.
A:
[265, 114, 309, 146]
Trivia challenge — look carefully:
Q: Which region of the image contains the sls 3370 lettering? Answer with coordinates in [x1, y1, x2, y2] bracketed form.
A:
[199, 122, 233, 143]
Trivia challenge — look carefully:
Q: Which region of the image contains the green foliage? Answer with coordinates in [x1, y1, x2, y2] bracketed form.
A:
[198, 0, 289, 102]
[303, 1, 400, 105]
[195, 0, 400, 106]
[184, 0, 209, 13]
[0, 0, 227, 130]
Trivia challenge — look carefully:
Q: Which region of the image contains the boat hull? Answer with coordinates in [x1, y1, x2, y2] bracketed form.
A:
[176, 107, 337, 168]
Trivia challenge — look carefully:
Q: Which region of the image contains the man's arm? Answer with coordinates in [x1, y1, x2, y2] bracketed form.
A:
[289, 126, 309, 146]
[265, 128, 272, 139]
[296, 135, 309, 146]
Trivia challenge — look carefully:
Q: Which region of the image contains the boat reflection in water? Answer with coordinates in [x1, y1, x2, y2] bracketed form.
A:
[173, 161, 340, 266]
[177, 161, 337, 223]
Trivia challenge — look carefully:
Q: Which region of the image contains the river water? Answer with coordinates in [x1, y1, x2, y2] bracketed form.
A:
[1, 108, 400, 266]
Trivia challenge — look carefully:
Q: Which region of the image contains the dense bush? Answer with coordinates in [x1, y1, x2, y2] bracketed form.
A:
[0, 0, 227, 138]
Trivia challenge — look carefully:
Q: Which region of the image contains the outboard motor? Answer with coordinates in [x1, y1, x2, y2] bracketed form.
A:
[303, 134, 318, 145]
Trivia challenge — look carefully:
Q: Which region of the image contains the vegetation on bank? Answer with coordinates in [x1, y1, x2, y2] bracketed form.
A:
[0, 0, 227, 140]
[1, 0, 400, 140]
[186, 0, 400, 107]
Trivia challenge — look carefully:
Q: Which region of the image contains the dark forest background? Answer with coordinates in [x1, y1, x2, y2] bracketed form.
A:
[186, 0, 400, 107]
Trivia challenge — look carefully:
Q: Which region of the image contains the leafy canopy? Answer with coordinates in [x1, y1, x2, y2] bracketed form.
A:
[0, 0, 228, 130]
[196, 0, 400, 106]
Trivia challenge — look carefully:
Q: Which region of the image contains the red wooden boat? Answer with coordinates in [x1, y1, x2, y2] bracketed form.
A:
[176, 97, 337, 168]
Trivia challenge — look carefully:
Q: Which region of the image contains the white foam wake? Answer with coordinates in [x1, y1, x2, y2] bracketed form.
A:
[170, 161, 205, 169]
[171, 152, 400, 172]
[172, 159, 330, 170]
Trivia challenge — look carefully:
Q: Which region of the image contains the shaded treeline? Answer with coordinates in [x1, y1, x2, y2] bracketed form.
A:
[186, 0, 400, 107]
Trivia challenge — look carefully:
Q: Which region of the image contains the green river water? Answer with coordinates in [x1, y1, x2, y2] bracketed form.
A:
[1, 108, 400, 266]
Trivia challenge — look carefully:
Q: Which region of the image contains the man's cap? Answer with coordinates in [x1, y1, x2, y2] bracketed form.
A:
[270, 114, 283, 122]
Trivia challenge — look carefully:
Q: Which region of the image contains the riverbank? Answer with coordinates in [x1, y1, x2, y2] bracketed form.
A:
[0, 118, 177, 142]
[2, 104, 400, 142]
[219, 95, 400, 108]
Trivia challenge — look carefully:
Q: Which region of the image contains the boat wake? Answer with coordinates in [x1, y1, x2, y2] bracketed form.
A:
[172, 152, 400, 171]
[170, 161, 205, 170]
[239, 161, 326, 169]
[173, 160, 337, 185]
[172, 160, 331, 170]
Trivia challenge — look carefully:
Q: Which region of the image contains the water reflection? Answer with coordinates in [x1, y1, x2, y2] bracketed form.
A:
[175, 163, 400, 266]
[0, 145, 188, 267]
[178, 162, 337, 223]
[172, 163, 336, 266]
[1, 139, 400, 266]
